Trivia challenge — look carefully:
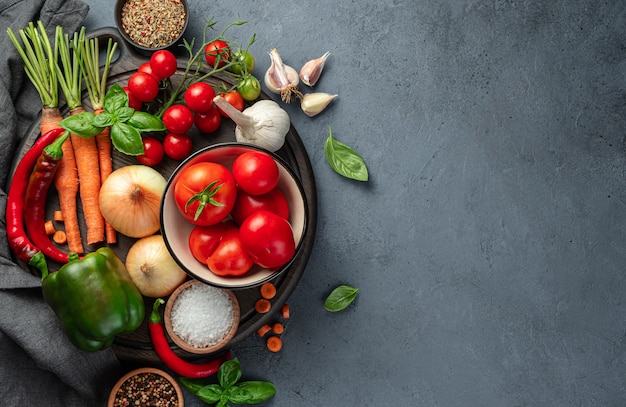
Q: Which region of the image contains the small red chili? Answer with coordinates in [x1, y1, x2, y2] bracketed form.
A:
[149, 299, 231, 378]
[24, 130, 72, 265]
[5, 127, 65, 274]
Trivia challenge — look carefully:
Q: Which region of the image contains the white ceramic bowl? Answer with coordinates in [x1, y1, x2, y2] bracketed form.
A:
[160, 143, 308, 289]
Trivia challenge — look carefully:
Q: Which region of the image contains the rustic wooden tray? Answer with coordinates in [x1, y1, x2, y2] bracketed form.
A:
[7, 27, 317, 364]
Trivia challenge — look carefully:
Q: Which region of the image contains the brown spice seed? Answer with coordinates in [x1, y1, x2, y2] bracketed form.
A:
[121, 0, 186, 48]
[113, 372, 178, 407]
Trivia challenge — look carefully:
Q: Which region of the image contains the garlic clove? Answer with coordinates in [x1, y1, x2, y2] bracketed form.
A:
[264, 48, 302, 103]
[299, 52, 330, 87]
[300, 92, 338, 117]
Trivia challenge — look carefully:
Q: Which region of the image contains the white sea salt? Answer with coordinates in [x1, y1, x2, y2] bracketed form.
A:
[170, 283, 235, 348]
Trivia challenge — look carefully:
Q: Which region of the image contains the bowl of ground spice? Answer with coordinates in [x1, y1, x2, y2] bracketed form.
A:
[107, 367, 183, 407]
[164, 280, 240, 355]
[115, 0, 189, 51]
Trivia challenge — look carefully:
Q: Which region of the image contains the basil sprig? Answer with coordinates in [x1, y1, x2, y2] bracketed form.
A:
[324, 285, 359, 312]
[180, 358, 276, 406]
[59, 83, 165, 156]
[324, 126, 368, 181]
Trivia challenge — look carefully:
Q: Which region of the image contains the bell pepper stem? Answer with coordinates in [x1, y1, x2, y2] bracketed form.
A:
[32, 251, 49, 280]
[151, 298, 165, 324]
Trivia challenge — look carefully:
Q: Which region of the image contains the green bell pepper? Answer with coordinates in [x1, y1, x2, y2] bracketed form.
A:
[41, 247, 145, 352]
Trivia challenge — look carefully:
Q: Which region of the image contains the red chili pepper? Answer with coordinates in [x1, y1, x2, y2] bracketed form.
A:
[5, 127, 65, 274]
[24, 130, 72, 265]
[149, 298, 231, 378]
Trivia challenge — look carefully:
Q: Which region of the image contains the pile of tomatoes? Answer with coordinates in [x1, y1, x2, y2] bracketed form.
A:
[173, 150, 296, 277]
[124, 42, 260, 166]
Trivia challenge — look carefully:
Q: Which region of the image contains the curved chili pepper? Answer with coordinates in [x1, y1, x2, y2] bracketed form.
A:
[149, 298, 231, 378]
[6, 127, 65, 274]
[24, 130, 71, 265]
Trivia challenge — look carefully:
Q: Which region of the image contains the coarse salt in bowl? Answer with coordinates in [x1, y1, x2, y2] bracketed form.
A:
[164, 280, 240, 354]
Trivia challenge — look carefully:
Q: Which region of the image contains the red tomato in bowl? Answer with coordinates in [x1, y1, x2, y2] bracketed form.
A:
[231, 187, 290, 226]
[239, 210, 296, 269]
[231, 151, 280, 195]
[173, 162, 237, 226]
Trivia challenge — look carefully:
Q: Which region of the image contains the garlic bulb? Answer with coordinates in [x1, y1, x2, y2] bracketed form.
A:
[264, 48, 302, 103]
[300, 52, 330, 86]
[213, 95, 290, 152]
[99, 165, 166, 238]
[301, 92, 338, 117]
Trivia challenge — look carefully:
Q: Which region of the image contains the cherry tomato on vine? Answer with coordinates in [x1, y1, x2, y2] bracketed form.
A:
[194, 107, 221, 134]
[239, 210, 296, 269]
[231, 151, 280, 195]
[136, 137, 165, 166]
[217, 90, 244, 118]
[150, 49, 177, 79]
[237, 75, 261, 102]
[123, 86, 143, 110]
[184, 82, 216, 113]
[162, 104, 194, 134]
[174, 162, 237, 226]
[127, 71, 159, 102]
[230, 50, 255, 75]
[163, 132, 193, 160]
[137, 62, 160, 81]
[204, 40, 230, 68]
[231, 187, 290, 226]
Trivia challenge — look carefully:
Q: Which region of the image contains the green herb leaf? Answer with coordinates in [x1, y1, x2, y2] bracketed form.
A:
[92, 111, 115, 128]
[110, 122, 144, 156]
[128, 111, 166, 132]
[324, 285, 359, 312]
[218, 358, 242, 389]
[178, 377, 206, 394]
[104, 82, 130, 112]
[324, 126, 368, 181]
[196, 384, 223, 404]
[59, 112, 103, 138]
[233, 381, 277, 404]
[115, 106, 135, 123]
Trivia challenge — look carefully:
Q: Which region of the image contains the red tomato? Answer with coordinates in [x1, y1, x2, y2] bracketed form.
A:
[232, 151, 280, 195]
[184, 82, 216, 113]
[239, 210, 296, 269]
[174, 162, 237, 226]
[136, 137, 164, 166]
[231, 187, 290, 226]
[127, 72, 159, 102]
[163, 133, 193, 160]
[188, 221, 232, 263]
[194, 107, 221, 134]
[162, 104, 194, 134]
[137, 62, 160, 81]
[217, 90, 244, 118]
[123, 86, 143, 110]
[204, 40, 230, 67]
[207, 226, 254, 276]
[150, 50, 177, 79]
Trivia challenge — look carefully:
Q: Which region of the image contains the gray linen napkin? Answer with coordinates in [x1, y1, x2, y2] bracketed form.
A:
[0, 1, 123, 405]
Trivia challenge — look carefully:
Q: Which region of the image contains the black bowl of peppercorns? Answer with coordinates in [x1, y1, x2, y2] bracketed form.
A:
[114, 0, 189, 51]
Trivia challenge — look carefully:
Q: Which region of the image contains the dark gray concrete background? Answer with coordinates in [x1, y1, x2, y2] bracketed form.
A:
[84, 1, 626, 405]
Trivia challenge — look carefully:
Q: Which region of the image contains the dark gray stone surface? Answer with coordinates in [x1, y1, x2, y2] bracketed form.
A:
[84, 1, 626, 405]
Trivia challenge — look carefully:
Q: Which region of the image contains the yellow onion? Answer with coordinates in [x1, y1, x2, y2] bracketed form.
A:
[99, 165, 166, 238]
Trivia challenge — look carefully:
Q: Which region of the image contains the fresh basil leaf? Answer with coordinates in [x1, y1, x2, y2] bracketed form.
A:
[218, 358, 242, 389]
[233, 381, 277, 404]
[324, 126, 368, 181]
[324, 285, 359, 312]
[59, 112, 102, 138]
[128, 110, 166, 132]
[110, 122, 144, 156]
[178, 377, 207, 394]
[115, 106, 135, 123]
[104, 82, 130, 112]
[196, 384, 222, 404]
[92, 111, 115, 128]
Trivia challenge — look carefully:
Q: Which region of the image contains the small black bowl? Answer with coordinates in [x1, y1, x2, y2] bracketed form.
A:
[114, 0, 189, 52]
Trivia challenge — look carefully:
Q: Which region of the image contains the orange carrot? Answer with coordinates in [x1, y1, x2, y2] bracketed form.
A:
[52, 230, 67, 245]
[266, 336, 282, 353]
[40, 107, 63, 135]
[281, 303, 290, 319]
[255, 298, 272, 314]
[44, 220, 55, 235]
[259, 282, 277, 299]
[257, 324, 272, 337]
[93, 109, 116, 244]
[272, 322, 284, 335]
